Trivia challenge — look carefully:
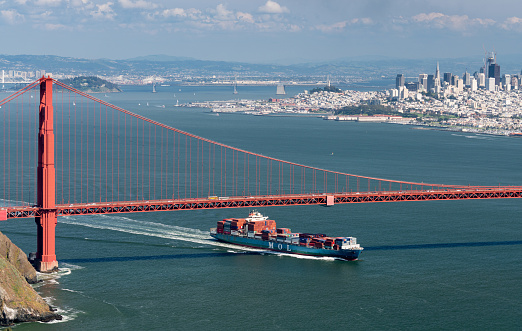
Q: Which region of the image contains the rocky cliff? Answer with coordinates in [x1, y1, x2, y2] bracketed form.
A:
[0, 232, 37, 284]
[0, 231, 62, 326]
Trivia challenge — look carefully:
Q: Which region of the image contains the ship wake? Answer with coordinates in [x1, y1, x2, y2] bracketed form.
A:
[59, 215, 264, 252]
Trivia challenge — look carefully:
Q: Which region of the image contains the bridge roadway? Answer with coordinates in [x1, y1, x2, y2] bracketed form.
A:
[3, 186, 522, 219]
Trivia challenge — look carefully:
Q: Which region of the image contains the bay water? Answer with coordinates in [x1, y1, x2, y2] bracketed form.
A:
[1, 84, 521, 330]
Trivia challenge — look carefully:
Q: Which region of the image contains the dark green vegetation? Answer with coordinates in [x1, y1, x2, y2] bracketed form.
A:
[310, 85, 342, 93]
[60, 76, 121, 93]
[335, 104, 418, 118]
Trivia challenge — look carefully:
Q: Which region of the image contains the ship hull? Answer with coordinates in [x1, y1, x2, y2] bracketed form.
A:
[211, 233, 362, 260]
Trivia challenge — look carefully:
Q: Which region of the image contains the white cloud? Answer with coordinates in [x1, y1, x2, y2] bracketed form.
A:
[258, 1, 288, 14]
[412, 12, 495, 31]
[69, 0, 94, 9]
[90, 2, 115, 20]
[162, 8, 186, 18]
[214, 4, 234, 20]
[34, 0, 63, 6]
[118, 0, 158, 10]
[412, 12, 445, 23]
[288, 24, 300, 32]
[500, 16, 522, 31]
[236, 11, 254, 23]
[315, 21, 347, 32]
[314, 18, 373, 32]
[1, 9, 24, 24]
[44, 23, 67, 30]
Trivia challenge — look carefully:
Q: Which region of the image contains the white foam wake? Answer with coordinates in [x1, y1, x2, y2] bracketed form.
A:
[58, 214, 264, 252]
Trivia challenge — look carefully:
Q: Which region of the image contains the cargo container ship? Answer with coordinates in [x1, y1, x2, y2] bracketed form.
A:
[210, 211, 363, 260]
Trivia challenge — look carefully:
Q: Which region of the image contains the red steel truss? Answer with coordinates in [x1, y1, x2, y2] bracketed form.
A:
[4, 186, 522, 219]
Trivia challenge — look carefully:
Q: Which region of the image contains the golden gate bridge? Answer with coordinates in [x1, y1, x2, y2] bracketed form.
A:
[1, 77, 521, 271]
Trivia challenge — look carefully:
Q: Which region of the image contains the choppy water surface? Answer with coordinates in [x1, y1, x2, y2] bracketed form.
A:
[2, 85, 521, 330]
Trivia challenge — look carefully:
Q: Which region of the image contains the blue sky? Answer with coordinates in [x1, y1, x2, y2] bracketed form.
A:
[1, 0, 522, 63]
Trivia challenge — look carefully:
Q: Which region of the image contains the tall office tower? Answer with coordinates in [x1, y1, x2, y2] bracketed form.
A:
[486, 53, 500, 85]
[419, 74, 428, 91]
[427, 74, 435, 92]
[511, 76, 519, 90]
[477, 73, 486, 87]
[489, 63, 500, 85]
[396, 74, 405, 89]
[486, 77, 495, 91]
[455, 78, 464, 92]
[463, 71, 471, 86]
[502, 74, 511, 90]
[443, 72, 452, 85]
[470, 77, 478, 91]
[451, 75, 459, 86]
[434, 62, 441, 92]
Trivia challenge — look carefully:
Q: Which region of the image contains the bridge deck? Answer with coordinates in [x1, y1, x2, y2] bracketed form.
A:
[3, 187, 522, 219]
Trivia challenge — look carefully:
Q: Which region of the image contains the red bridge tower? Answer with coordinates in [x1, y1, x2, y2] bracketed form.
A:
[35, 77, 58, 272]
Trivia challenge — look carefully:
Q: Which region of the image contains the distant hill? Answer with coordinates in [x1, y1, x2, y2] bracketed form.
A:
[126, 55, 195, 62]
[60, 76, 121, 93]
[1, 54, 521, 83]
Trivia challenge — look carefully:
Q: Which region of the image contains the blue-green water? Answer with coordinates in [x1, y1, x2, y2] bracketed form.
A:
[1, 85, 521, 330]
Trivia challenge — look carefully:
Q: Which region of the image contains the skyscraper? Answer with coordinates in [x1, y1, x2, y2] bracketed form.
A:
[396, 74, 405, 89]
[486, 52, 500, 86]
[419, 74, 428, 91]
[511, 75, 519, 90]
[433, 62, 441, 92]
[427, 74, 435, 92]
[489, 63, 500, 86]
[463, 71, 471, 86]
[443, 72, 452, 85]
[477, 73, 486, 87]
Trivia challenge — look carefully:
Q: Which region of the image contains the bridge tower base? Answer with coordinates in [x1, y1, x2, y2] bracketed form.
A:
[35, 77, 58, 272]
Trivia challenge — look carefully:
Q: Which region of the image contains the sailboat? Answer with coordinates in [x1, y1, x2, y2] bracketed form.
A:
[152, 83, 157, 93]
[233, 76, 238, 94]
